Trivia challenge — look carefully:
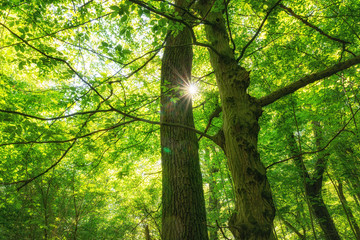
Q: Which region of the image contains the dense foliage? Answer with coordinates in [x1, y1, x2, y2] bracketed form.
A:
[1, 0, 360, 239]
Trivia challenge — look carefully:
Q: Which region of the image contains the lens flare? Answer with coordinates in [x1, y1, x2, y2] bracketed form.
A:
[187, 83, 198, 96]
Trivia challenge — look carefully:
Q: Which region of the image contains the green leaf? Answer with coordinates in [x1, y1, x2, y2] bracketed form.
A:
[110, 11, 118, 18]
[158, 18, 167, 27]
[18, 28, 25, 34]
[121, 15, 128, 22]
[18, 61, 26, 70]
[115, 44, 123, 53]
[110, 5, 120, 12]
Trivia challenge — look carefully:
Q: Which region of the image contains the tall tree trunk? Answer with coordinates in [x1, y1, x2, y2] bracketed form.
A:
[196, 2, 275, 239]
[160, 1, 208, 240]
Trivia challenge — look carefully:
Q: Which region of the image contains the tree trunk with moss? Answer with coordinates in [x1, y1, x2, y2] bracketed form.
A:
[160, 1, 209, 240]
[196, 1, 275, 239]
[193, 0, 360, 238]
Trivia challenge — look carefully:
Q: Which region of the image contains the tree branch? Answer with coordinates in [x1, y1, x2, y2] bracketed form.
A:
[108, 35, 168, 84]
[128, 0, 194, 26]
[128, 0, 220, 56]
[237, 0, 282, 61]
[198, 105, 222, 141]
[0, 120, 136, 147]
[278, 215, 305, 239]
[216, 220, 231, 240]
[0, 13, 111, 50]
[259, 55, 360, 107]
[0, 108, 217, 145]
[0, 23, 108, 103]
[224, 0, 236, 52]
[0, 109, 114, 121]
[279, 4, 350, 45]
[151, 0, 207, 23]
[15, 140, 76, 191]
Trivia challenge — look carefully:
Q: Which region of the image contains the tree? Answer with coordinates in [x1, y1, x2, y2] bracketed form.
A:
[193, 0, 360, 238]
[1, 0, 360, 239]
[160, 0, 208, 239]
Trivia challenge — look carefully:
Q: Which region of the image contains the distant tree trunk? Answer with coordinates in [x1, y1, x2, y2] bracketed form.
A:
[337, 181, 360, 239]
[305, 181, 340, 240]
[337, 146, 360, 204]
[160, 1, 208, 239]
[196, 1, 275, 239]
[287, 122, 341, 240]
[144, 224, 151, 240]
[208, 165, 220, 240]
[38, 180, 51, 240]
[278, 215, 305, 240]
[308, 122, 341, 240]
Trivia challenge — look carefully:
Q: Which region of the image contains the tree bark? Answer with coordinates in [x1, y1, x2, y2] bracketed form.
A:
[160, 1, 208, 240]
[196, 2, 275, 239]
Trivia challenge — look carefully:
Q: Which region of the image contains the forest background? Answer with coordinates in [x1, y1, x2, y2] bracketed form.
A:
[1, 0, 360, 239]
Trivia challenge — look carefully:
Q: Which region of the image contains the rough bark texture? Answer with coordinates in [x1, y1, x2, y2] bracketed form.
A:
[196, 1, 275, 239]
[160, 1, 208, 240]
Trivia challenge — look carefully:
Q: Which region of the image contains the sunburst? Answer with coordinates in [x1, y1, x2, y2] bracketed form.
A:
[187, 82, 198, 96]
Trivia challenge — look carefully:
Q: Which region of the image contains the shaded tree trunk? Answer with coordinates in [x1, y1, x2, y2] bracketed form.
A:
[196, 2, 275, 239]
[287, 122, 341, 240]
[160, 1, 208, 240]
[337, 181, 360, 239]
[145, 224, 151, 240]
[208, 165, 220, 240]
[278, 215, 305, 240]
[337, 145, 360, 204]
[305, 184, 340, 240]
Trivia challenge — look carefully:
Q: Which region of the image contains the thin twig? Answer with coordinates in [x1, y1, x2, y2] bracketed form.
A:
[224, 0, 236, 52]
[16, 140, 76, 190]
[0, 109, 114, 121]
[216, 220, 230, 240]
[279, 3, 350, 45]
[0, 120, 136, 147]
[0, 13, 112, 50]
[237, 0, 282, 61]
